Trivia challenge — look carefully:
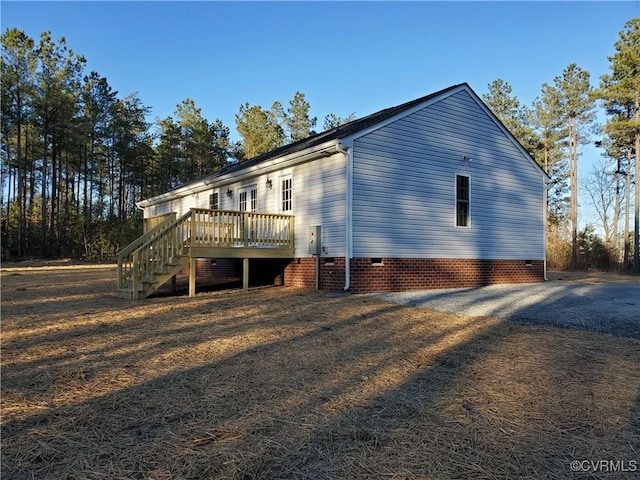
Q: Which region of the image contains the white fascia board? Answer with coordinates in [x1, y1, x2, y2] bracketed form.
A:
[136, 177, 216, 208]
[136, 139, 340, 208]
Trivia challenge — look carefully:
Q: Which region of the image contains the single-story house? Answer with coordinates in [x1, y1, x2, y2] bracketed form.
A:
[118, 83, 549, 299]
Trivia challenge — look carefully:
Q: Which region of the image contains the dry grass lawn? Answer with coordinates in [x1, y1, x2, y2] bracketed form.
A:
[1, 263, 639, 479]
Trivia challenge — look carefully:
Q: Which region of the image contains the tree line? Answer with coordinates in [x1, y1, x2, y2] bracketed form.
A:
[1, 19, 638, 273]
[0, 28, 354, 260]
[482, 18, 638, 273]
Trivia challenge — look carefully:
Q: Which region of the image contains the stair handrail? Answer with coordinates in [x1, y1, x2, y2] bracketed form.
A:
[118, 214, 176, 259]
[117, 212, 177, 289]
[121, 208, 296, 299]
[126, 210, 194, 298]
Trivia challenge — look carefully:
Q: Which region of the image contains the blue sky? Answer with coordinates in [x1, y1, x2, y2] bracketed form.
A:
[2, 1, 639, 228]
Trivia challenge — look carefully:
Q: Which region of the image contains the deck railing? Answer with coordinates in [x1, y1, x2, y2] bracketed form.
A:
[117, 208, 295, 297]
[189, 208, 294, 248]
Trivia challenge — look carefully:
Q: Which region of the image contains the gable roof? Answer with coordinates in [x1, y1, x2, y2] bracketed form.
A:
[138, 83, 548, 207]
[218, 83, 465, 176]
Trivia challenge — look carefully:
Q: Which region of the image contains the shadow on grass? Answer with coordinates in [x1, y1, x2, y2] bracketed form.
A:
[2, 269, 639, 479]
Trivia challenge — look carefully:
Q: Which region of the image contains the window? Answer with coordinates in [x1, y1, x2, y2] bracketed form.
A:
[239, 191, 247, 212]
[456, 175, 470, 227]
[239, 187, 256, 212]
[250, 188, 257, 212]
[209, 192, 219, 210]
[281, 176, 292, 212]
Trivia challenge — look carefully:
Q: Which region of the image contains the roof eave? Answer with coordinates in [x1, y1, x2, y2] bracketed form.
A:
[136, 139, 341, 208]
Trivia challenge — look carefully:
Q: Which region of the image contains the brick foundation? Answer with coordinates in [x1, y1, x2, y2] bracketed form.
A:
[284, 257, 544, 293]
[284, 257, 346, 290]
[181, 256, 544, 293]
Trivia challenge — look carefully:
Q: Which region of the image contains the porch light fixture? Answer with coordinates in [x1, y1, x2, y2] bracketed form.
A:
[266, 179, 273, 189]
[462, 155, 472, 162]
[226, 189, 233, 198]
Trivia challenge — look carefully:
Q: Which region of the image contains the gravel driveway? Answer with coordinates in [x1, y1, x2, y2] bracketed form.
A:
[378, 278, 640, 339]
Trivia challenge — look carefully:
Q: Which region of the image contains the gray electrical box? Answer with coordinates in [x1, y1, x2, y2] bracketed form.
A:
[309, 225, 321, 255]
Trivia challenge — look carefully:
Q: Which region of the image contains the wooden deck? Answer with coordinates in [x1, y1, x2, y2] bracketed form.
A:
[117, 208, 295, 299]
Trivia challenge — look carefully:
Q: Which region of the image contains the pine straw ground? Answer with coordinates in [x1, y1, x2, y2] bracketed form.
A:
[1, 264, 639, 480]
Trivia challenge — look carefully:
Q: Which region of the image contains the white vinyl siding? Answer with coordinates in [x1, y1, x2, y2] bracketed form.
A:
[144, 191, 209, 219]
[352, 89, 545, 260]
[221, 188, 234, 210]
[220, 157, 348, 258]
[144, 152, 347, 258]
[288, 153, 347, 257]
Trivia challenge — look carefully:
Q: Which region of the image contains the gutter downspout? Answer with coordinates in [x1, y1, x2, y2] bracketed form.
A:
[135, 202, 145, 227]
[337, 143, 352, 291]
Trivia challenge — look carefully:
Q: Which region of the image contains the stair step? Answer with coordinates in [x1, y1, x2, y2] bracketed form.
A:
[120, 219, 188, 298]
[115, 288, 134, 300]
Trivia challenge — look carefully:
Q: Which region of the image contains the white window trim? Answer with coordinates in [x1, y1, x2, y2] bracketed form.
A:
[250, 186, 257, 212]
[455, 173, 471, 228]
[238, 184, 257, 212]
[279, 173, 293, 213]
[209, 191, 219, 210]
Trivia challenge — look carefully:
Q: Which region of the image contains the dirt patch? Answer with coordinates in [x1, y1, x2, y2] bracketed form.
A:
[548, 269, 640, 285]
[2, 265, 639, 479]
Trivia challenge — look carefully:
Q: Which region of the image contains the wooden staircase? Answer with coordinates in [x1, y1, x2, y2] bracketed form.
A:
[116, 212, 187, 300]
[118, 257, 189, 300]
[117, 208, 295, 300]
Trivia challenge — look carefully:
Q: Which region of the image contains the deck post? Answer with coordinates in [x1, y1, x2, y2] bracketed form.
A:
[243, 213, 250, 246]
[189, 256, 196, 297]
[131, 251, 140, 300]
[243, 258, 249, 290]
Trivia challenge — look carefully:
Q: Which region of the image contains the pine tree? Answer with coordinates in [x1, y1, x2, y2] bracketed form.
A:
[235, 102, 285, 159]
[323, 112, 356, 130]
[482, 79, 539, 157]
[286, 91, 317, 142]
[1, 28, 36, 256]
[174, 99, 229, 181]
[531, 83, 568, 228]
[32, 31, 86, 256]
[155, 116, 182, 192]
[553, 64, 596, 269]
[80, 71, 117, 235]
[596, 18, 640, 273]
